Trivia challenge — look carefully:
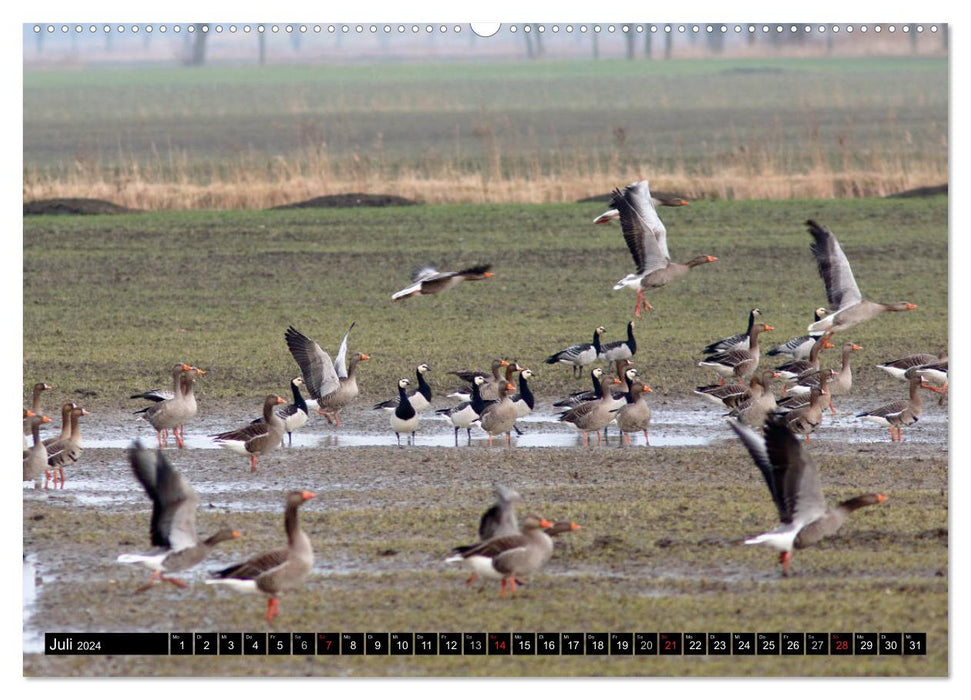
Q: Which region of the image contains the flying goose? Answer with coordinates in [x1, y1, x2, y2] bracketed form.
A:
[592, 189, 688, 223]
[805, 220, 917, 334]
[609, 180, 717, 318]
[391, 263, 493, 300]
[728, 417, 886, 577]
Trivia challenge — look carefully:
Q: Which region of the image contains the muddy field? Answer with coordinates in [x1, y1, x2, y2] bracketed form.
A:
[22, 395, 948, 678]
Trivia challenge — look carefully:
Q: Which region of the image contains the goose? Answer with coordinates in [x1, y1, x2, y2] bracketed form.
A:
[448, 485, 523, 585]
[23, 413, 51, 483]
[285, 323, 367, 426]
[698, 323, 773, 383]
[373, 363, 432, 413]
[545, 326, 605, 378]
[782, 381, 832, 441]
[805, 220, 917, 334]
[558, 369, 621, 446]
[728, 417, 886, 577]
[773, 333, 835, 389]
[876, 349, 947, 381]
[206, 490, 315, 622]
[45, 405, 89, 488]
[132, 363, 196, 448]
[437, 375, 490, 445]
[391, 263, 493, 300]
[592, 189, 688, 223]
[599, 320, 638, 368]
[117, 442, 240, 593]
[510, 368, 536, 419]
[774, 368, 834, 414]
[23, 382, 52, 437]
[616, 381, 653, 445]
[478, 381, 519, 446]
[766, 308, 829, 360]
[907, 360, 948, 402]
[726, 372, 780, 429]
[445, 514, 554, 597]
[43, 402, 76, 449]
[788, 341, 862, 413]
[449, 358, 510, 402]
[390, 378, 419, 446]
[251, 377, 309, 446]
[856, 373, 924, 442]
[609, 180, 717, 318]
[553, 361, 633, 409]
[701, 309, 761, 356]
[212, 395, 287, 472]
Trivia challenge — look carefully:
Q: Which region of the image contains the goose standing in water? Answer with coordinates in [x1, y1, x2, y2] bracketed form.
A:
[131, 363, 197, 448]
[23, 412, 51, 484]
[251, 377, 309, 446]
[856, 373, 924, 443]
[206, 490, 315, 622]
[117, 443, 240, 592]
[390, 378, 420, 446]
[616, 381, 653, 445]
[609, 180, 717, 318]
[212, 395, 287, 472]
[45, 405, 89, 488]
[805, 220, 917, 334]
[478, 381, 519, 446]
[728, 417, 886, 577]
[373, 363, 432, 413]
[437, 375, 490, 445]
[558, 368, 621, 446]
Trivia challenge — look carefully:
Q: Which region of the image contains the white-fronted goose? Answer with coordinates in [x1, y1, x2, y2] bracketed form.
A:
[478, 381, 519, 446]
[449, 358, 510, 402]
[511, 368, 536, 419]
[390, 378, 419, 446]
[806, 220, 917, 334]
[782, 381, 832, 441]
[701, 309, 761, 356]
[45, 405, 89, 488]
[373, 363, 432, 413]
[788, 341, 862, 413]
[729, 417, 886, 577]
[117, 442, 240, 592]
[437, 375, 490, 445]
[212, 395, 287, 472]
[446, 514, 554, 596]
[43, 401, 76, 449]
[23, 413, 51, 483]
[609, 180, 717, 318]
[592, 189, 688, 223]
[23, 382, 52, 437]
[545, 326, 605, 378]
[251, 377, 309, 446]
[392, 263, 493, 300]
[856, 373, 924, 442]
[698, 323, 773, 382]
[600, 320, 638, 367]
[766, 308, 829, 360]
[132, 363, 195, 448]
[616, 381, 653, 445]
[558, 369, 621, 446]
[206, 490, 315, 622]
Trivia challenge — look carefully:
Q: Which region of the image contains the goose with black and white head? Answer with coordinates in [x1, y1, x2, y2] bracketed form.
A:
[390, 378, 420, 446]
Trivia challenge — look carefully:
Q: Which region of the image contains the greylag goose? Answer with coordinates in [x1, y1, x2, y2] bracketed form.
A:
[23, 382, 52, 437]
[117, 442, 240, 593]
[45, 405, 89, 488]
[773, 333, 835, 389]
[600, 321, 638, 367]
[391, 263, 493, 300]
[788, 341, 862, 413]
[766, 308, 829, 360]
[478, 381, 519, 446]
[728, 417, 886, 577]
[23, 413, 51, 483]
[212, 395, 287, 472]
[436, 375, 490, 445]
[616, 381, 653, 445]
[877, 349, 947, 381]
[592, 189, 688, 224]
[206, 490, 315, 622]
[553, 360, 633, 409]
[132, 363, 197, 448]
[726, 372, 779, 429]
[558, 368, 621, 446]
[449, 485, 523, 585]
[698, 323, 773, 383]
[775, 368, 834, 414]
[806, 220, 917, 334]
[856, 373, 924, 442]
[285, 323, 367, 426]
[701, 309, 761, 356]
[545, 326, 605, 378]
[546, 521, 582, 537]
[446, 514, 554, 597]
[373, 363, 432, 412]
[449, 358, 511, 402]
[782, 380, 832, 441]
[390, 378, 419, 446]
[251, 377, 309, 446]
[609, 180, 717, 318]
[510, 368, 536, 419]
[907, 360, 948, 403]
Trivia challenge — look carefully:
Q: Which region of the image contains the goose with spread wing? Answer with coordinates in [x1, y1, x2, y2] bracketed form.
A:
[392, 264, 493, 300]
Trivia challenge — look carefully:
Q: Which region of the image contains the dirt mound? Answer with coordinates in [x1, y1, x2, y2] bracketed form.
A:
[23, 198, 138, 215]
[886, 184, 948, 198]
[271, 193, 420, 209]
